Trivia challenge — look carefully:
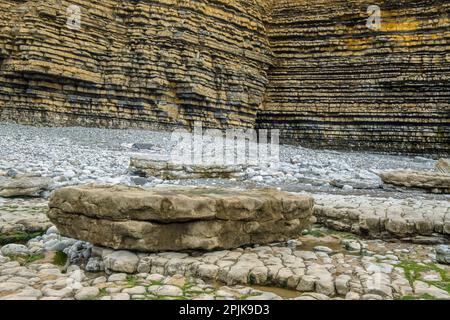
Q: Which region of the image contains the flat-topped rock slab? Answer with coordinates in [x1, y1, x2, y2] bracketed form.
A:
[0, 176, 52, 198]
[378, 170, 450, 194]
[48, 185, 314, 252]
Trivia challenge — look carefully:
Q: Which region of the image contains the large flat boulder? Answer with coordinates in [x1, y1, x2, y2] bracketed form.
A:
[0, 176, 52, 198]
[48, 185, 314, 252]
[378, 170, 450, 194]
[129, 155, 247, 180]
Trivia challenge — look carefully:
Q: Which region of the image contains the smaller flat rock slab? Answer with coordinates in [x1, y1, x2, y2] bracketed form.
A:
[378, 170, 450, 194]
[0, 176, 52, 198]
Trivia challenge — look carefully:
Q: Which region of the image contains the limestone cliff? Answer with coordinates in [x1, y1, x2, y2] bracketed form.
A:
[0, 0, 272, 129]
[258, 0, 450, 155]
[0, 0, 449, 155]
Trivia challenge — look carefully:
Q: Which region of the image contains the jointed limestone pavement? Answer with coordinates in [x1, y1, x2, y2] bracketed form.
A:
[1, 224, 449, 300]
[310, 193, 450, 243]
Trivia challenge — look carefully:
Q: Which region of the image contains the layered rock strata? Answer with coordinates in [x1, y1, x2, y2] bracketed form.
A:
[47, 185, 314, 252]
[0, 0, 271, 129]
[0, 0, 449, 155]
[258, 0, 450, 155]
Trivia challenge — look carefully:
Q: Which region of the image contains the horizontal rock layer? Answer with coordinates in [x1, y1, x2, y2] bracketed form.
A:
[1, 0, 449, 155]
[47, 185, 314, 252]
[0, 0, 271, 129]
[258, 0, 450, 155]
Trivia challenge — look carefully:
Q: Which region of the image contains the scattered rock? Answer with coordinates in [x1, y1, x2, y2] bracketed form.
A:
[85, 257, 105, 272]
[414, 281, 450, 300]
[75, 287, 100, 300]
[1, 244, 29, 257]
[436, 245, 450, 265]
[104, 251, 139, 273]
[313, 246, 333, 254]
[108, 273, 128, 282]
[154, 285, 183, 297]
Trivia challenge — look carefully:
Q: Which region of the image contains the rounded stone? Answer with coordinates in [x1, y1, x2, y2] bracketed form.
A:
[154, 285, 183, 297]
[103, 251, 139, 273]
[1, 244, 29, 257]
[75, 287, 100, 300]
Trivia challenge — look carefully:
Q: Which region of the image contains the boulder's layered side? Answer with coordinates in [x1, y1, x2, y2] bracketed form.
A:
[1, 0, 449, 155]
[0, 0, 271, 129]
[47, 185, 314, 252]
[258, 0, 450, 155]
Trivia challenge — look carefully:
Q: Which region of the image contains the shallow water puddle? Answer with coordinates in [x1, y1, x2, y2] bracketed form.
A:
[250, 285, 301, 299]
[296, 235, 343, 252]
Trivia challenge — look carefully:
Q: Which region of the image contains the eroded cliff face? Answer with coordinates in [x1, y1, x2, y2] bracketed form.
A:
[259, 0, 450, 155]
[0, 0, 449, 155]
[0, 0, 272, 129]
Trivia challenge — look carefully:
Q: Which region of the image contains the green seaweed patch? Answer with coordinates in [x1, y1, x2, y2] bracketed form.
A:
[126, 275, 138, 287]
[0, 231, 43, 246]
[10, 253, 45, 266]
[52, 251, 68, 266]
[239, 292, 263, 300]
[398, 260, 450, 294]
[398, 293, 437, 300]
[26, 253, 46, 264]
[95, 288, 109, 300]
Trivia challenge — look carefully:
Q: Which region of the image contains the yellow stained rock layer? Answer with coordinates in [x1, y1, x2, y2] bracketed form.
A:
[0, 0, 449, 155]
